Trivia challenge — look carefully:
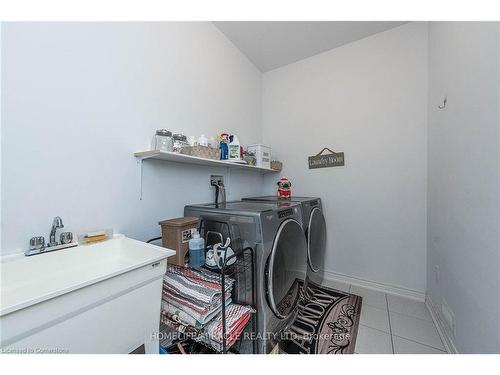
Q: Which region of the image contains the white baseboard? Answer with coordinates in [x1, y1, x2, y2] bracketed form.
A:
[425, 295, 458, 354]
[321, 270, 426, 301]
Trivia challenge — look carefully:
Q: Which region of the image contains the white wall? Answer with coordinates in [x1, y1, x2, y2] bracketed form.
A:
[263, 22, 429, 293]
[0, 22, 3, 249]
[427, 22, 500, 353]
[0, 23, 2, 250]
[1, 22, 263, 255]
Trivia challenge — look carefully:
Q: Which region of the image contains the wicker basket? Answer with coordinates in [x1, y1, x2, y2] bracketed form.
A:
[181, 145, 220, 160]
[270, 160, 283, 171]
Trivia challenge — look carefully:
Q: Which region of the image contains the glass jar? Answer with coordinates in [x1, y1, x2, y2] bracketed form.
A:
[152, 129, 173, 152]
[172, 133, 189, 153]
[187, 136, 197, 147]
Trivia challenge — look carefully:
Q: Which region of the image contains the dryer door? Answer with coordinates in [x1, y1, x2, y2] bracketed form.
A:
[266, 219, 307, 319]
[307, 207, 327, 273]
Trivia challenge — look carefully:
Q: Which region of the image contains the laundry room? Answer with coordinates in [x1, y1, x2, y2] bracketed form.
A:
[1, 1, 499, 372]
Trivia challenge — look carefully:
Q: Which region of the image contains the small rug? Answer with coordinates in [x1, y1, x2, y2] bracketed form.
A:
[280, 279, 362, 354]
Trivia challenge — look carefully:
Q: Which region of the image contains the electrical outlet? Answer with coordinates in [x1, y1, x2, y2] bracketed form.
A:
[434, 265, 440, 284]
[210, 175, 224, 186]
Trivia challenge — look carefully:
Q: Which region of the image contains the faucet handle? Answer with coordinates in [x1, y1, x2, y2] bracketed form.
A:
[30, 236, 45, 251]
[60, 232, 73, 244]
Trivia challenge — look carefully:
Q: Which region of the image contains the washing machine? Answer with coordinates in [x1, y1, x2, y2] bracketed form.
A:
[184, 201, 307, 353]
[242, 196, 326, 287]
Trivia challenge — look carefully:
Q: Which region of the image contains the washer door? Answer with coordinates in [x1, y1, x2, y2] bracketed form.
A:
[307, 207, 327, 273]
[266, 219, 307, 319]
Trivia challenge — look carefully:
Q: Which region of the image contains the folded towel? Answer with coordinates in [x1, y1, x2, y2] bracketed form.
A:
[195, 303, 253, 352]
[162, 265, 236, 329]
[167, 264, 234, 293]
[164, 265, 234, 305]
[161, 297, 232, 327]
[162, 281, 232, 311]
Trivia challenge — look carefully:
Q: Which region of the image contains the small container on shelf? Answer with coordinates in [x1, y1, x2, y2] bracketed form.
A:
[246, 144, 271, 169]
[243, 150, 256, 166]
[152, 129, 173, 152]
[187, 135, 197, 147]
[270, 160, 282, 171]
[181, 145, 220, 160]
[172, 133, 189, 153]
[228, 134, 241, 162]
[209, 136, 218, 149]
[219, 133, 229, 160]
[198, 134, 208, 147]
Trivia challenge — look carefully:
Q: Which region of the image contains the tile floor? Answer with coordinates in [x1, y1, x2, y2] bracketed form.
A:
[323, 280, 447, 354]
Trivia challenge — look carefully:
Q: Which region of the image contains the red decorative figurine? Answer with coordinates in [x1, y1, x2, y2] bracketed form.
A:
[277, 177, 292, 199]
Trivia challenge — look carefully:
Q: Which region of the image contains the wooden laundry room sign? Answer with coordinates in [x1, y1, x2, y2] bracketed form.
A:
[308, 147, 345, 169]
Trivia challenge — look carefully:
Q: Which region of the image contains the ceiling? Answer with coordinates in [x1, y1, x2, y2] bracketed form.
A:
[214, 21, 408, 72]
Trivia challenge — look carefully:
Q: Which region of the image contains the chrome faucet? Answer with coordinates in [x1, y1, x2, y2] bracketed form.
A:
[26, 216, 77, 256]
[218, 181, 226, 206]
[211, 180, 226, 206]
[49, 216, 64, 246]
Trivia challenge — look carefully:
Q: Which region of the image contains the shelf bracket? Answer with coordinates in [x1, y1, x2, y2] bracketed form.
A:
[137, 157, 144, 200]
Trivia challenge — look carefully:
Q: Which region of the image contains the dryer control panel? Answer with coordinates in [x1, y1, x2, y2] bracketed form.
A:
[277, 208, 294, 218]
[310, 199, 320, 207]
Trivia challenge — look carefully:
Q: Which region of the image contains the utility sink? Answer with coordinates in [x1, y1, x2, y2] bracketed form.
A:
[0, 234, 175, 354]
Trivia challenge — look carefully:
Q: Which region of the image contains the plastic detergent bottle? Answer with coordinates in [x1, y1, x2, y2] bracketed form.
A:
[228, 134, 241, 162]
[188, 230, 205, 268]
[219, 133, 229, 160]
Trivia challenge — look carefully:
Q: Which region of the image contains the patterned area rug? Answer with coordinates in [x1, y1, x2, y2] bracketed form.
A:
[280, 280, 362, 354]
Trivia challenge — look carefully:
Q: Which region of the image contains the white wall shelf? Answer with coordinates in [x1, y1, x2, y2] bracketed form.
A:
[134, 150, 278, 199]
